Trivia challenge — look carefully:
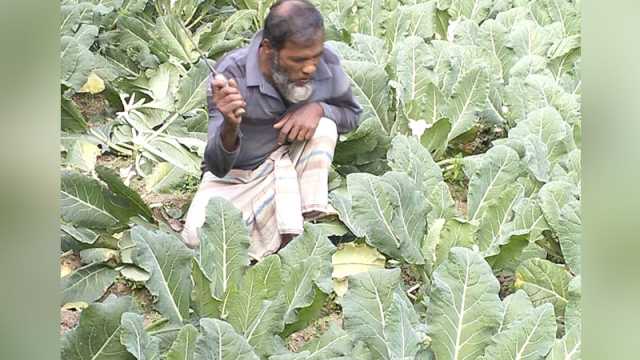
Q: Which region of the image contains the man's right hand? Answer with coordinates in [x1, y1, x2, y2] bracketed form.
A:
[212, 76, 245, 127]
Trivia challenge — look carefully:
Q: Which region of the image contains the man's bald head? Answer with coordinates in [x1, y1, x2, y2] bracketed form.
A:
[263, 0, 324, 50]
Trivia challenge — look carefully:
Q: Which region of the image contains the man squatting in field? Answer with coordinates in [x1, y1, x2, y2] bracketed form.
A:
[181, 0, 363, 260]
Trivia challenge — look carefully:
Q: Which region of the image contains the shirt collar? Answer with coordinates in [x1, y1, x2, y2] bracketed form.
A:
[245, 30, 333, 90]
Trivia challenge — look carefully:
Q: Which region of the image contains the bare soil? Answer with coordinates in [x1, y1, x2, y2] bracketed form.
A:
[60, 308, 81, 335]
[71, 93, 110, 124]
[287, 300, 343, 352]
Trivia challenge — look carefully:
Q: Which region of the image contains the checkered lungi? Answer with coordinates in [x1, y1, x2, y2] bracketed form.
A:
[181, 117, 338, 260]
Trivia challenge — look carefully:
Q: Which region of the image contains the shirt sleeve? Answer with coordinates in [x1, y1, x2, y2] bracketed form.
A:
[318, 61, 363, 134]
[203, 72, 243, 178]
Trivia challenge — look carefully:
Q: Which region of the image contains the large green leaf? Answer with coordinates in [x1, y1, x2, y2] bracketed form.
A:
[348, 172, 426, 264]
[500, 197, 550, 244]
[192, 259, 221, 319]
[350, 34, 388, 66]
[224, 255, 286, 357]
[343, 268, 423, 359]
[499, 290, 534, 332]
[506, 20, 555, 57]
[509, 107, 574, 182]
[446, 66, 490, 141]
[194, 318, 260, 360]
[546, 324, 581, 360]
[282, 290, 329, 337]
[444, 0, 493, 23]
[61, 35, 95, 91]
[487, 235, 547, 274]
[393, 36, 435, 104]
[420, 117, 452, 158]
[467, 145, 524, 221]
[426, 218, 477, 273]
[66, 139, 100, 172]
[176, 61, 209, 114]
[95, 165, 155, 223]
[426, 181, 458, 224]
[342, 269, 399, 357]
[565, 275, 581, 333]
[482, 303, 556, 360]
[387, 135, 443, 195]
[556, 199, 581, 276]
[421, 218, 446, 275]
[385, 292, 425, 359]
[61, 263, 117, 305]
[280, 258, 322, 324]
[478, 19, 514, 83]
[279, 223, 336, 294]
[426, 247, 503, 360]
[539, 181, 581, 275]
[120, 312, 160, 360]
[60, 2, 95, 35]
[352, 0, 387, 37]
[386, 2, 436, 51]
[515, 258, 572, 317]
[166, 324, 199, 360]
[142, 137, 202, 175]
[506, 74, 581, 127]
[329, 188, 365, 237]
[551, 148, 581, 189]
[131, 62, 181, 113]
[333, 117, 390, 169]
[399, 82, 448, 138]
[476, 183, 525, 257]
[61, 96, 88, 132]
[61, 296, 136, 360]
[155, 15, 199, 63]
[60, 170, 121, 229]
[145, 162, 188, 193]
[341, 60, 391, 133]
[131, 225, 193, 324]
[197, 197, 251, 300]
[61, 224, 100, 245]
[534, 0, 580, 36]
[300, 322, 354, 359]
[276, 226, 337, 328]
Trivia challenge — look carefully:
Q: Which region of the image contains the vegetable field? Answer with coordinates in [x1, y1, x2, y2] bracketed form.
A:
[60, 0, 582, 359]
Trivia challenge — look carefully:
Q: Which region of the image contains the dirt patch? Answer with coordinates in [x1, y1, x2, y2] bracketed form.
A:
[400, 265, 423, 301]
[286, 296, 343, 352]
[497, 273, 515, 300]
[72, 93, 109, 123]
[458, 123, 507, 156]
[287, 312, 343, 352]
[60, 308, 81, 335]
[106, 279, 134, 298]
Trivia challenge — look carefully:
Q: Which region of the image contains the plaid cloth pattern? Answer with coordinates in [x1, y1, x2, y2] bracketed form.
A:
[181, 117, 338, 260]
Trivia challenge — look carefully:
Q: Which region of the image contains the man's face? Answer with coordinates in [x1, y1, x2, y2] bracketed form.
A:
[269, 34, 324, 103]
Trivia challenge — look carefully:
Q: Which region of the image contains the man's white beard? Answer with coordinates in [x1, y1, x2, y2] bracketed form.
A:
[271, 55, 313, 103]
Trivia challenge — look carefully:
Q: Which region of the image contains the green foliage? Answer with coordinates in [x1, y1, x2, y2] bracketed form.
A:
[59, 0, 582, 358]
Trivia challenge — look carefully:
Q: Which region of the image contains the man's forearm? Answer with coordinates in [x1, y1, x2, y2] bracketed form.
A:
[220, 121, 240, 152]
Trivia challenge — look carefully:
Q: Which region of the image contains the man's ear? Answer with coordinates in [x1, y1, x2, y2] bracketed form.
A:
[260, 39, 273, 55]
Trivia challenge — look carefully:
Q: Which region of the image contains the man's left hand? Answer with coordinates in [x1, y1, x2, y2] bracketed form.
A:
[273, 102, 323, 145]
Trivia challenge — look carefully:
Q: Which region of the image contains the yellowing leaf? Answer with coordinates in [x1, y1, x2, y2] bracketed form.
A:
[62, 302, 89, 310]
[333, 278, 349, 297]
[79, 72, 105, 94]
[61, 263, 75, 277]
[332, 242, 386, 296]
